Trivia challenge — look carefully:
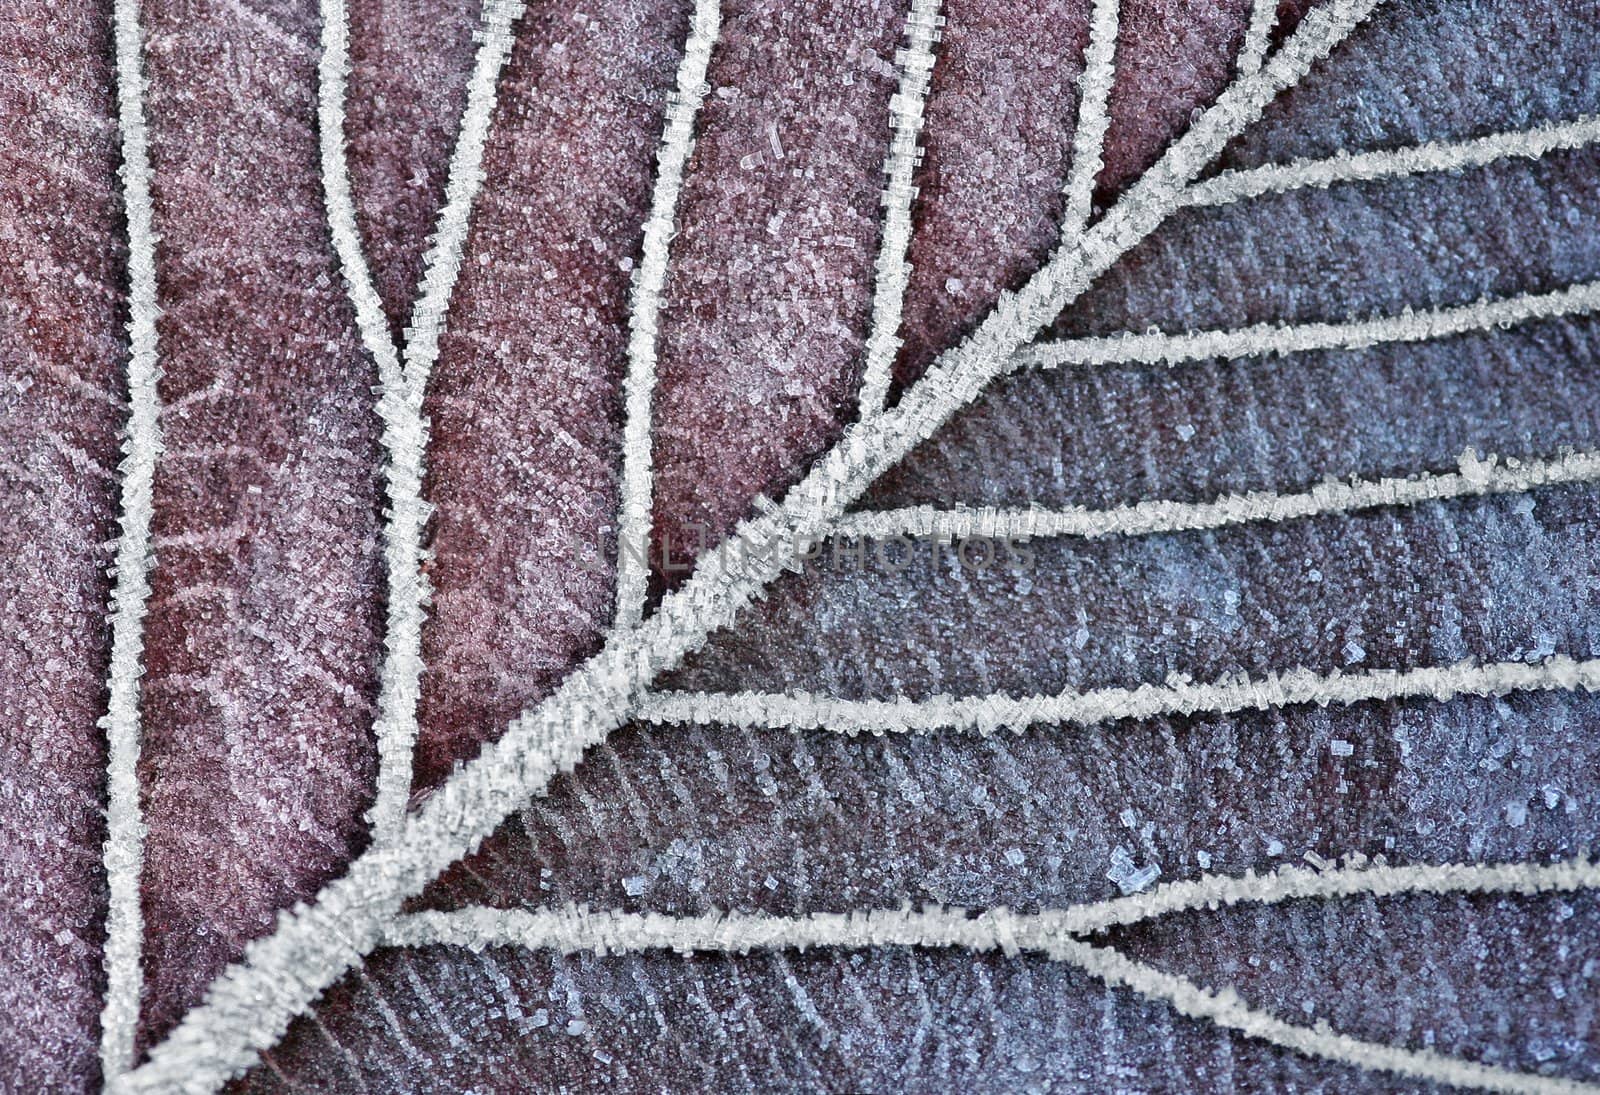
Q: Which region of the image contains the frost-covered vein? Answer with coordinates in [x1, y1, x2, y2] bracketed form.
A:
[122, 9, 1380, 1090]
[614, 0, 721, 628]
[318, 0, 420, 844]
[384, 0, 524, 829]
[1062, 855, 1600, 935]
[100, 0, 162, 1076]
[396, 0, 523, 394]
[317, 0, 401, 415]
[1236, 0, 1278, 77]
[318, 0, 526, 841]
[1012, 279, 1600, 371]
[383, 858, 1600, 1092]
[1186, 113, 1600, 209]
[639, 655, 1600, 736]
[856, 0, 943, 418]
[381, 857, 1600, 951]
[1059, 0, 1119, 234]
[1059, 937, 1596, 1094]
[767, 0, 1384, 557]
[834, 447, 1600, 543]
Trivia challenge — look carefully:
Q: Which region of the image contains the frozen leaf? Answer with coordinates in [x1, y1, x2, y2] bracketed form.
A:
[6, 0, 1600, 1090]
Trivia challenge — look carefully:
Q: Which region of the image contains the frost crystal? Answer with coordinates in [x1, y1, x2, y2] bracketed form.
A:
[1107, 846, 1161, 894]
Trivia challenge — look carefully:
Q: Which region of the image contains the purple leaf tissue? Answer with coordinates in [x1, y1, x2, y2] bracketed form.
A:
[3, 0, 1600, 1090]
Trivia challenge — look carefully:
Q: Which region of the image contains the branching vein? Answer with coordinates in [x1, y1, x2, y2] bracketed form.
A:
[1059, 936, 1594, 1094]
[100, 0, 163, 1076]
[857, 0, 944, 418]
[120, 7, 1397, 1090]
[835, 447, 1600, 543]
[615, 0, 722, 628]
[1063, 855, 1600, 935]
[1187, 113, 1600, 209]
[640, 655, 1600, 736]
[383, 855, 1600, 1093]
[319, 0, 526, 841]
[380, 858, 1600, 952]
[1012, 279, 1600, 371]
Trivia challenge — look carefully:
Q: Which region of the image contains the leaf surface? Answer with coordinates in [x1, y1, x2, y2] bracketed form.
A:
[256, 0, 1600, 1086]
[133, 0, 385, 1046]
[412, 0, 689, 788]
[0, 0, 124, 1086]
[9, 0, 1600, 1088]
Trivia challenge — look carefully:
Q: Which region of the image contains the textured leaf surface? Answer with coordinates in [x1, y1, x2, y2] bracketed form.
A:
[0, 1, 123, 1087]
[646, 0, 904, 562]
[134, 0, 385, 1047]
[417, 0, 1600, 899]
[295, 0, 1600, 1086]
[6, 0, 1600, 1088]
[894, 0, 1256, 384]
[234, 894, 1599, 1091]
[344, 0, 479, 338]
[413, 0, 687, 788]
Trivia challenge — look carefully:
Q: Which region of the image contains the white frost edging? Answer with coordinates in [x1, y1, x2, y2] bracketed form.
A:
[1186, 113, 1600, 209]
[319, 0, 527, 841]
[1012, 279, 1600, 372]
[1236, 0, 1279, 77]
[856, 0, 944, 418]
[614, 0, 722, 629]
[385, 856, 1600, 1093]
[121, 7, 1383, 1090]
[381, 858, 1600, 951]
[384, 902, 1066, 954]
[397, 0, 525, 396]
[100, 0, 163, 1077]
[1059, 0, 1120, 234]
[834, 448, 1600, 543]
[1058, 936, 1598, 1095]
[1063, 855, 1600, 935]
[639, 655, 1600, 736]
[318, 0, 425, 844]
